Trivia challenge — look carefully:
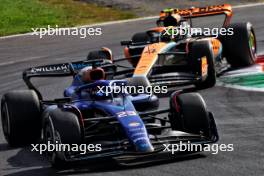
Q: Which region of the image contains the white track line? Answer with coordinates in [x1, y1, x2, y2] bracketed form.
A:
[233, 2, 264, 8]
[0, 56, 46, 67]
[1, 2, 264, 40]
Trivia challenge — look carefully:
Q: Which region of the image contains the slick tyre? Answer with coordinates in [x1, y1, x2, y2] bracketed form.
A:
[1, 90, 41, 146]
[169, 92, 211, 138]
[43, 108, 82, 168]
[221, 22, 257, 67]
[189, 40, 216, 89]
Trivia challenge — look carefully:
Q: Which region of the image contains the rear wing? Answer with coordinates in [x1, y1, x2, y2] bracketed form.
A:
[23, 60, 116, 99]
[158, 4, 233, 27]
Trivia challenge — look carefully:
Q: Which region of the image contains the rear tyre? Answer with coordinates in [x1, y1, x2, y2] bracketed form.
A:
[221, 22, 257, 68]
[169, 92, 211, 138]
[43, 108, 82, 168]
[189, 40, 216, 89]
[1, 90, 41, 146]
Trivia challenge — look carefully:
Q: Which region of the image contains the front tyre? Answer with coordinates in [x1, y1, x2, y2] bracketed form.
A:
[169, 92, 211, 138]
[189, 40, 216, 89]
[43, 108, 82, 168]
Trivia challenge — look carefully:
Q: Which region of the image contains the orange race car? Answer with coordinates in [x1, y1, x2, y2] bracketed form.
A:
[119, 4, 258, 89]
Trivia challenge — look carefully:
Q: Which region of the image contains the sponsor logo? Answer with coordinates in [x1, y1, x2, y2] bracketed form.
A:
[30, 64, 69, 73]
[72, 63, 90, 70]
[129, 127, 145, 132]
[129, 122, 141, 127]
[72, 61, 100, 70]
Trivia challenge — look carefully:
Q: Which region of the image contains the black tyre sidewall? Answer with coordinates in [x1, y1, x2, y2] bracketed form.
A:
[46, 108, 82, 144]
[169, 91, 183, 130]
[43, 108, 82, 168]
[221, 22, 257, 67]
[170, 92, 211, 138]
[1, 90, 41, 146]
[189, 40, 216, 89]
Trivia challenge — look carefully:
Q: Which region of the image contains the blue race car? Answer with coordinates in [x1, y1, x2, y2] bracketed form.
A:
[1, 59, 218, 168]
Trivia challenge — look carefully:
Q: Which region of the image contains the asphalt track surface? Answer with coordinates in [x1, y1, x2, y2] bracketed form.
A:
[0, 5, 264, 176]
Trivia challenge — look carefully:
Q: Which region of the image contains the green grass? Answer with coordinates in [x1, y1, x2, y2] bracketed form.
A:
[0, 0, 136, 36]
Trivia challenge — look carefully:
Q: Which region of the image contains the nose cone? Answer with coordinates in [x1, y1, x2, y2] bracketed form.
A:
[135, 140, 154, 153]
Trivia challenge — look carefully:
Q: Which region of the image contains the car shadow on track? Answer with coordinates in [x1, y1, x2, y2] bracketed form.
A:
[57, 154, 206, 175]
[4, 147, 206, 176]
[0, 143, 13, 152]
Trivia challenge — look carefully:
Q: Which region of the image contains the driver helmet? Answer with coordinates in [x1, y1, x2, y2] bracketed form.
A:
[163, 10, 181, 27]
[79, 66, 105, 83]
[161, 20, 190, 42]
[160, 26, 175, 42]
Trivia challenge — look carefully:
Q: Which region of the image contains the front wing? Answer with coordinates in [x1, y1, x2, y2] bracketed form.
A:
[55, 109, 218, 163]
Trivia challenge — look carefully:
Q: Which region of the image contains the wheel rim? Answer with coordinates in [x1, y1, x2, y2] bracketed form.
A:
[44, 123, 54, 160]
[44, 120, 62, 165]
[1, 103, 10, 140]
[249, 31, 257, 58]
